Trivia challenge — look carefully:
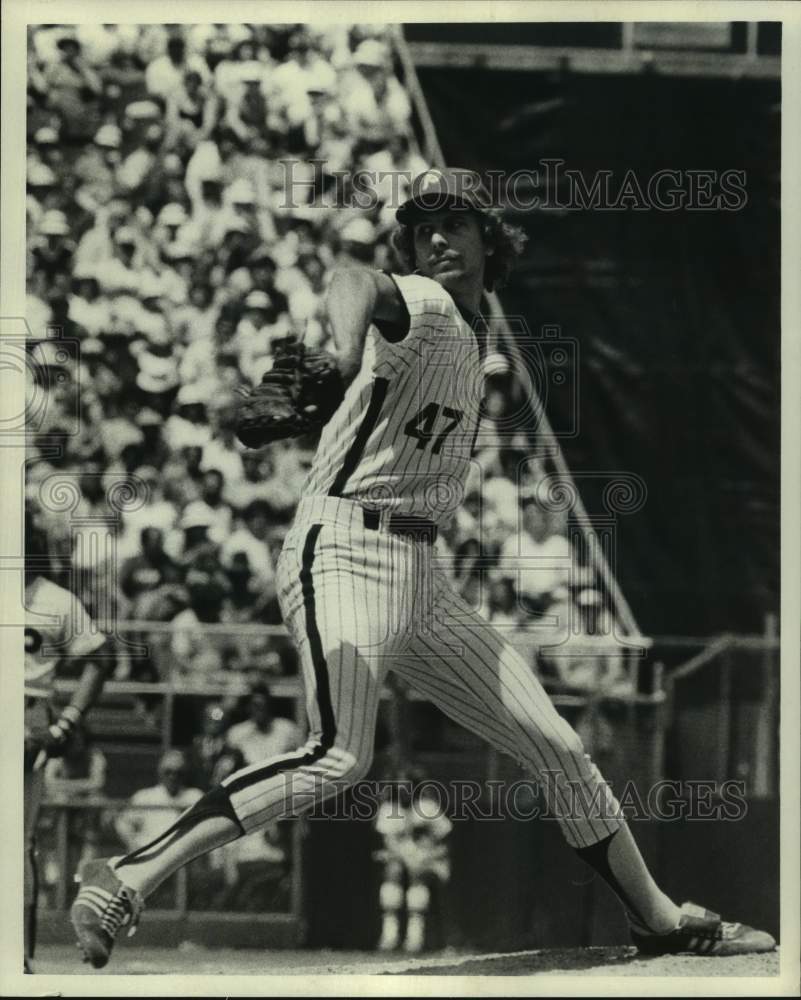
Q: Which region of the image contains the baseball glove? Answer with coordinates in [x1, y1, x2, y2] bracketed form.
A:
[234, 344, 344, 449]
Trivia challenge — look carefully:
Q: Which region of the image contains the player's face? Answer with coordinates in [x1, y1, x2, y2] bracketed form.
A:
[412, 209, 487, 299]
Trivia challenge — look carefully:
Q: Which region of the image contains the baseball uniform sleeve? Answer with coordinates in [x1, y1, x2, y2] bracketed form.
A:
[378, 273, 459, 344]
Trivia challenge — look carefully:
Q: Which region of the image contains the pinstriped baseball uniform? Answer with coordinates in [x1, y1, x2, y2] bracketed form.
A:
[304, 273, 483, 522]
[25, 578, 105, 909]
[222, 273, 623, 848]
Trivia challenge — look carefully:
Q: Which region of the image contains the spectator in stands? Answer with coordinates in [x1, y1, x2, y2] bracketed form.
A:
[145, 31, 210, 101]
[119, 526, 182, 619]
[191, 24, 254, 75]
[30, 211, 75, 292]
[487, 576, 524, 628]
[200, 396, 246, 486]
[100, 45, 149, 116]
[336, 217, 377, 267]
[69, 268, 111, 338]
[43, 726, 108, 893]
[115, 750, 202, 852]
[223, 446, 293, 516]
[199, 468, 234, 543]
[540, 588, 628, 696]
[73, 124, 123, 195]
[43, 32, 103, 144]
[173, 499, 220, 569]
[73, 197, 131, 273]
[225, 177, 277, 245]
[234, 290, 293, 383]
[340, 39, 411, 146]
[170, 555, 232, 683]
[222, 551, 275, 623]
[247, 243, 290, 309]
[226, 684, 300, 766]
[189, 702, 235, 790]
[482, 447, 530, 545]
[164, 69, 219, 155]
[221, 498, 277, 588]
[116, 122, 168, 201]
[165, 383, 213, 452]
[45, 724, 107, 805]
[117, 464, 177, 558]
[224, 62, 270, 148]
[271, 29, 337, 137]
[499, 496, 573, 619]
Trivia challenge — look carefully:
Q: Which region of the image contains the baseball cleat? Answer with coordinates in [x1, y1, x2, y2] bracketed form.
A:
[70, 858, 143, 969]
[631, 902, 776, 957]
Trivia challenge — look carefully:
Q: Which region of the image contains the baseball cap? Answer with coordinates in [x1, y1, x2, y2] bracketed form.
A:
[247, 245, 276, 269]
[353, 39, 388, 68]
[226, 178, 256, 205]
[176, 382, 207, 406]
[180, 500, 216, 529]
[113, 226, 137, 246]
[340, 217, 376, 245]
[135, 408, 163, 428]
[94, 124, 122, 149]
[237, 60, 263, 84]
[80, 337, 104, 356]
[125, 100, 162, 122]
[28, 163, 57, 188]
[158, 203, 188, 226]
[159, 750, 187, 774]
[33, 126, 59, 146]
[395, 167, 493, 224]
[306, 66, 334, 95]
[38, 210, 69, 236]
[224, 216, 251, 236]
[244, 290, 272, 311]
[164, 240, 196, 262]
[137, 272, 164, 301]
[133, 463, 160, 483]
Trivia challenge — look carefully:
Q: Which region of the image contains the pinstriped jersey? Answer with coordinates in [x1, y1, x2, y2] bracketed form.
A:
[303, 273, 484, 527]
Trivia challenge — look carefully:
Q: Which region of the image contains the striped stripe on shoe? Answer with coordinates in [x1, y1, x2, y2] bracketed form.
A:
[631, 901, 776, 956]
[70, 859, 143, 969]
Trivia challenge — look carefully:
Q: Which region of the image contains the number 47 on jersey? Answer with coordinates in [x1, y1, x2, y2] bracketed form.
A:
[404, 403, 463, 454]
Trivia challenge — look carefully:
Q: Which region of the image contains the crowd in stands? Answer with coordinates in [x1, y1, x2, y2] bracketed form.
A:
[39, 686, 298, 910]
[26, 22, 623, 699]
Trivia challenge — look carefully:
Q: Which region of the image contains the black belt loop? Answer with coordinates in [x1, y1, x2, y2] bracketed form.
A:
[361, 507, 438, 544]
[362, 508, 380, 531]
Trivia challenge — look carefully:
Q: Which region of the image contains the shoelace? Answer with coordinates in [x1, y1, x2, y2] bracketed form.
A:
[98, 887, 143, 940]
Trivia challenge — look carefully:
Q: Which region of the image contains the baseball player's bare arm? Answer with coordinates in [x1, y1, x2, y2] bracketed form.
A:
[326, 268, 407, 384]
[68, 641, 114, 716]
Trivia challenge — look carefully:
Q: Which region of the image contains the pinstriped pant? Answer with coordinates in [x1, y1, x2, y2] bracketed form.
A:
[223, 497, 624, 849]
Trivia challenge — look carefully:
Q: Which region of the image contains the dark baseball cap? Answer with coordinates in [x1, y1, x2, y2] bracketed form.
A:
[396, 168, 493, 224]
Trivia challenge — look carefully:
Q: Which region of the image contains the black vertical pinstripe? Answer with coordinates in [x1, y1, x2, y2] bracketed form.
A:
[328, 377, 390, 497]
[225, 524, 335, 796]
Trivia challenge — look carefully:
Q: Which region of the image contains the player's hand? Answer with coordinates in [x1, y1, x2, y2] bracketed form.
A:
[27, 706, 83, 763]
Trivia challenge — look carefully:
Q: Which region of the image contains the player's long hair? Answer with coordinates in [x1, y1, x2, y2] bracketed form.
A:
[390, 209, 528, 292]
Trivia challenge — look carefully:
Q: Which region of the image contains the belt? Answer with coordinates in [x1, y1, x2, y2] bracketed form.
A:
[362, 508, 438, 544]
[293, 496, 439, 544]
